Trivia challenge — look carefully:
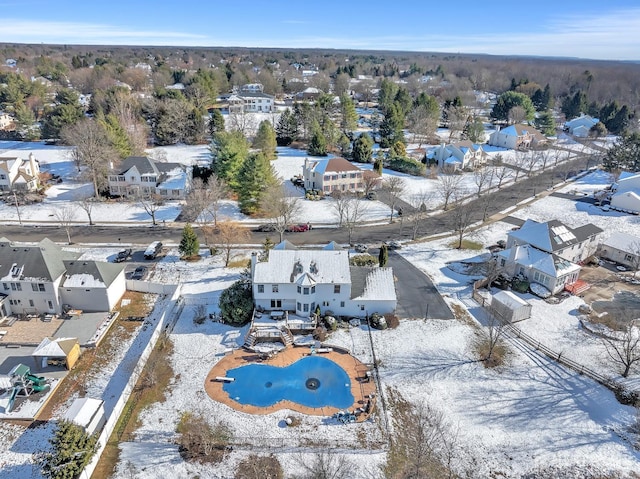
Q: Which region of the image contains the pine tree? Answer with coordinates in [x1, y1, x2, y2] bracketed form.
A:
[379, 244, 388, 267]
[352, 132, 374, 163]
[39, 420, 97, 479]
[179, 223, 200, 258]
[253, 120, 277, 161]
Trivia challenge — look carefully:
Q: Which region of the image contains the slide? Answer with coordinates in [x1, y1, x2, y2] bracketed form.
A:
[25, 374, 47, 387]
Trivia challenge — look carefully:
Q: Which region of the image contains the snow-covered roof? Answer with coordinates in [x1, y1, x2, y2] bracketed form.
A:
[254, 249, 351, 285]
[602, 232, 640, 253]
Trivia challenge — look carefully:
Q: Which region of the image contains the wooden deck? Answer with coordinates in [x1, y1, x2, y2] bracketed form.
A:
[204, 346, 376, 421]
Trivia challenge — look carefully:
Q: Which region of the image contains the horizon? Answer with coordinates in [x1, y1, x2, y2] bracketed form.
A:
[1, 0, 639, 62]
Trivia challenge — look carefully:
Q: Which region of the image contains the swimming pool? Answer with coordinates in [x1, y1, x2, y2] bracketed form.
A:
[223, 355, 354, 409]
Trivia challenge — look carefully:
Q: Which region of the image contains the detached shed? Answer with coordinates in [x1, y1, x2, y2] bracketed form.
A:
[63, 397, 105, 435]
[32, 337, 80, 370]
[491, 291, 532, 322]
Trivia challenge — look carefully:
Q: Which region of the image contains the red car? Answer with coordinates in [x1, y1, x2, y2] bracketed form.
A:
[286, 223, 312, 232]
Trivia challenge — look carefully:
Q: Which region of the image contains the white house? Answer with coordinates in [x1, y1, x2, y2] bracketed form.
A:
[564, 114, 599, 137]
[303, 157, 365, 194]
[598, 232, 640, 270]
[429, 141, 488, 170]
[107, 156, 190, 199]
[0, 153, 40, 193]
[0, 238, 125, 319]
[251, 245, 396, 318]
[488, 124, 547, 150]
[611, 171, 640, 214]
[497, 219, 603, 294]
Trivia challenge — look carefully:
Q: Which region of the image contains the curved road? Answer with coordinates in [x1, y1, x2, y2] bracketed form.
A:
[0, 156, 592, 246]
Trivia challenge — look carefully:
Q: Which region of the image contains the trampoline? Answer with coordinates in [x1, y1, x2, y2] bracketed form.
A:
[223, 355, 353, 409]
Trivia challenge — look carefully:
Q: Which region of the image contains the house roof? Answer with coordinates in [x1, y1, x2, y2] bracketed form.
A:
[253, 249, 351, 285]
[0, 238, 80, 282]
[602, 232, 640, 253]
[509, 219, 602, 253]
[350, 267, 396, 301]
[62, 260, 125, 288]
[306, 157, 361, 175]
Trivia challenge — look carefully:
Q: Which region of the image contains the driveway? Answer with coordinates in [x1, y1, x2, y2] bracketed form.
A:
[387, 251, 454, 320]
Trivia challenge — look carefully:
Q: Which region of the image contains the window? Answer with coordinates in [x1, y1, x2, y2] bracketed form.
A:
[303, 287, 309, 295]
[272, 285, 279, 293]
[334, 285, 341, 294]
[340, 301, 345, 307]
[257, 285, 264, 293]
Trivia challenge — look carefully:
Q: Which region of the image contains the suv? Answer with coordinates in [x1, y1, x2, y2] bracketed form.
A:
[144, 241, 163, 260]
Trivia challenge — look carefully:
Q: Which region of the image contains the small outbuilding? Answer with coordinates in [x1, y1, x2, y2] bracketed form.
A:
[491, 290, 532, 322]
[32, 337, 80, 370]
[63, 397, 105, 435]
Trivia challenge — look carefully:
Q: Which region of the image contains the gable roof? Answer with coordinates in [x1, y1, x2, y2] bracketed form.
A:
[62, 260, 125, 288]
[0, 238, 80, 282]
[254, 249, 351, 285]
[306, 157, 361, 175]
[509, 219, 602, 253]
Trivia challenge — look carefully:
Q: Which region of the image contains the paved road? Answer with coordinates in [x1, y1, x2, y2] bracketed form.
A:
[0, 156, 592, 246]
[387, 250, 454, 320]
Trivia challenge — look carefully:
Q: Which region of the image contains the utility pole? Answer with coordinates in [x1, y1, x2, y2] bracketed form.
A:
[13, 191, 22, 226]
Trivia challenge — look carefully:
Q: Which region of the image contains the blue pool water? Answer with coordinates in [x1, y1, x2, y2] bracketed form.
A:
[223, 356, 354, 409]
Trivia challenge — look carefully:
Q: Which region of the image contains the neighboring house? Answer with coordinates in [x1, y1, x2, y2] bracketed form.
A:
[0, 153, 40, 193]
[564, 114, 599, 137]
[303, 157, 365, 194]
[0, 111, 14, 130]
[611, 171, 640, 214]
[488, 124, 547, 150]
[228, 91, 274, 113]
[0, 237, 126, 318]
[497, 219, 603, 294]
[598, 232, 640, 270]
[107, 156, 190, 199]
[251, 244, 396, 318]
[429, 141, 488, 170]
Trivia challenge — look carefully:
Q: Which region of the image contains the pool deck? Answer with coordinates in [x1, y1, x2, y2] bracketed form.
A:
[204, 345, 377, 421]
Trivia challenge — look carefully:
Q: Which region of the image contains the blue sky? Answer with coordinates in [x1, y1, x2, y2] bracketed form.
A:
[1, 0, 639, 61]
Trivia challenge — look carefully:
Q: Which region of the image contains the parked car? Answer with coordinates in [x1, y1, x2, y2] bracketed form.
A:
[143, 241, 163, 260]
[113, 248, 132, 263]
[354, 244, 368, 253]
[286, 223, 311, 232]
[255, 223, 276, 232]
[131, 266, 147, 280]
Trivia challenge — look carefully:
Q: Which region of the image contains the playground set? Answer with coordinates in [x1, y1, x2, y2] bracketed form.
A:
[0, 363, 50, 413]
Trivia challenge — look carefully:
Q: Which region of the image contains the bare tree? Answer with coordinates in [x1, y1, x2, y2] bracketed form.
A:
[211, 221, 250, 267]
[260, 185, 302, 243]
[135, 191, 164, 226]
[381, 177, 406, 223]
[53, 205, 76, 244]
[343, 197, 368, 245]
[493, 165, 512, 189]
[473, 166, 494, 197]
[436, 172, 463, 211]
[603, 322, 640, 378]
[61, 118, 118, 199]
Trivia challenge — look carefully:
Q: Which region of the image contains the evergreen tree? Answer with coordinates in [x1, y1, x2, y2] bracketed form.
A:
[210, 130, 249, 191]
[253, 120, 277, 161]
[237, 152, 276, 214]
[208, 108, 225, 136]
[379, 244, 388, 267]
[352, 132, 374, 163]
[379, 103, 405, 148]
[490, 91, 535, 123]
[275, 108, 299, 146]
[603, 133, 640, 172]
[339, 94, 358, 133]
[534, 110, 557, 136]
[179, 223, 200, 258]
[39, 420, 97, 479]
[307, 122, 328, 156]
